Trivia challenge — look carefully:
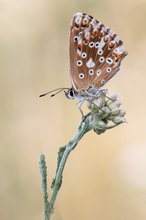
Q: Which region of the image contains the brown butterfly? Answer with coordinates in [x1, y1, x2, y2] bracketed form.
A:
[40, 12, 127, 114]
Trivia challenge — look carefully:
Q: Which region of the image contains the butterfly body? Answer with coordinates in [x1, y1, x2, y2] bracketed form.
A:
[66, 87, 106, 100]
[69, 12, 127, 104]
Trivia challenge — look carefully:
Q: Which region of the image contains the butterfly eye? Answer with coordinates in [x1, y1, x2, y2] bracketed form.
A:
[106, 67, 112, 73]
[106, 57, 113, 64]
[69, 90, 74, 98]
[82, 52, 87, 58]
[89, 69, 94, 75]
[99, 56, 105, 63]
[77, 60, 83, 66]
[79, 73, 85, 79]
[89, 42, 95, 48]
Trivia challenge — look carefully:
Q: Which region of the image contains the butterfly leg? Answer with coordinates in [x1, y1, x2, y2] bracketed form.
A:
[76, 100, 85, 117]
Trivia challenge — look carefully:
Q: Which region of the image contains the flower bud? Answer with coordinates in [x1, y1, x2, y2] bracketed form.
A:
[102, 107, 111, 117]
[110, 94, 119, 101]
[96, 120, 107, 130]
[110, 107, 120, 116]
[93, 97, 105, 108]
[119, 109, 126, 116]
[108, 102, 117, 110]
[112, 116, 126, 124]
[115, 100, 121, 107]
[105, 99, 113, 106]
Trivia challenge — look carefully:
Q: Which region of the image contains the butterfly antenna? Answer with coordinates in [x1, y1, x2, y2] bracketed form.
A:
[39, 88, 69, 98]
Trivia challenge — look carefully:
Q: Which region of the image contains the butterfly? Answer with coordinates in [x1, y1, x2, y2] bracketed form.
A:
[40, 12, 127, 114]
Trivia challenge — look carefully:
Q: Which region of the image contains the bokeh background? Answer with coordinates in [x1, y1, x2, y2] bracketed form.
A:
[1, 0, 146, 219]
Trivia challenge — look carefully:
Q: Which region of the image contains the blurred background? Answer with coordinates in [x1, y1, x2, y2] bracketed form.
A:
[1, 0, 146, 219]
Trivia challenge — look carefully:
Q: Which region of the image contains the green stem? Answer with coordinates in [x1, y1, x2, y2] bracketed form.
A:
[48, 116, 90, 219]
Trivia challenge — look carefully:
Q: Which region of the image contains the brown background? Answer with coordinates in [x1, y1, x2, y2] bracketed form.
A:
[1, 0, 146, 219]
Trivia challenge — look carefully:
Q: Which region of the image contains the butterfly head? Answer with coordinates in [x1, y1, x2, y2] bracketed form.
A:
[65, 88, 76, 99]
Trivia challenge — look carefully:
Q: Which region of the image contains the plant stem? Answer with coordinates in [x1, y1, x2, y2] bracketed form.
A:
[48, 116, 90, 219]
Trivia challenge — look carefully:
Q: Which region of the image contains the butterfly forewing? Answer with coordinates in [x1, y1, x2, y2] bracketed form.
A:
[69, 12, 127, 92]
